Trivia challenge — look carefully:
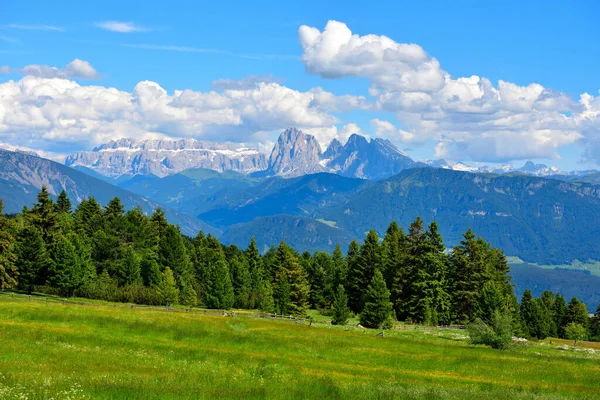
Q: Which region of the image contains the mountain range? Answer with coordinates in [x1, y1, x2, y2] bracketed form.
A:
[60, 127, 597, 181]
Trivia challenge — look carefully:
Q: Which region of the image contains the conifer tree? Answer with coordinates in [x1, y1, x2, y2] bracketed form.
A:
[48, 234, 84, 296]
[157, 267, 179, 305]
[566, 297, 589, 327]
[519, 290, 536, 338]
[55, 190, 72, 214]
[408, 221, 451, 325]
[117, 246, 142, 286]
[274, 242, 309, 316]
[360, 269, 394, 329]
[181, 281, 198, 307]
[331, 243, 347, 291]
[553, 293, 568, 338]
[477, 281, 506, 325]
[331, 284, 351, 325]
[306, 251, 330, 308]
[203, 246, 235, 309]
[345, 239, 363, 313]
[246, 237, 264, 307]
[258, 280, 275, 313]
[540, 291, 557, 337]
[0, 201, 18, 289]
[274, 270, 291, 315]
[32, 186, 58, 245]
[74, 197, 104, 238]
[15, 225, 52, 293]
[229, 252, 252, 308]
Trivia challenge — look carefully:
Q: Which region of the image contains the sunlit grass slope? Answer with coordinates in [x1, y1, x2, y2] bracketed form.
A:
[1, 297, 599, 399]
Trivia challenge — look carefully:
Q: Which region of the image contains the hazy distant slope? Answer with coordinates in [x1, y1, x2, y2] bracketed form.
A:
[0, 149, 219, 237]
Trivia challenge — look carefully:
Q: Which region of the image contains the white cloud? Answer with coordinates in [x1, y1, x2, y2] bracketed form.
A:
[0, 35, 21, 44]
[5, 24, 63, 32]
[95, 21, 147, 33]
[211, 75, 283, 90]
[0, 75, 360, 153]
[3, 59, 100, 80]
[299, 21, 596, 162]
[299, 20, 445, 92]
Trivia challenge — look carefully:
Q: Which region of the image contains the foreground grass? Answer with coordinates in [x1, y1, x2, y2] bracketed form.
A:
[1, 297, 599, 399]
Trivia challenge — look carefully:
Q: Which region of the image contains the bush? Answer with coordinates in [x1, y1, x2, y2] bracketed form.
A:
[467, 310, 513, 350]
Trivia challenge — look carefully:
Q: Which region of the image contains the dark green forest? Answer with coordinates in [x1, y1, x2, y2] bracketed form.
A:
[1, 187, 598, 341]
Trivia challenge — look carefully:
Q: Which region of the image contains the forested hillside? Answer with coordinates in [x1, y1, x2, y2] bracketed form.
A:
[1, 188, 598, 341]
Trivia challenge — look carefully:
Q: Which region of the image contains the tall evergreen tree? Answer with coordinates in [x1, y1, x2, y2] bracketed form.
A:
[246, 237, 264, 308]
[15, 225, 52, 293]
[203, 237, 234, 309]
[117, 246, 142, 286]
[258, 280, 275, 313]
[0, 201, 18, 289]
[55, 190, 72, 214]
[229, 252, 252, 309]
[157, 267, 179, 305]
[477, 281, 507, 325]
[553, 294, 568, 338]
[331, 284, 351, 325]
[274, 242, 310, 317]
[566, 297, 589, 328]
[330, 243, 347, 292]
[590, 303, 600, 339]
[273, 270, 291, 315]
[48, 234, 94, 296]
[360, 269, 394, 329]
[31, 186, 58, 245]
[345, 239, 363, 313]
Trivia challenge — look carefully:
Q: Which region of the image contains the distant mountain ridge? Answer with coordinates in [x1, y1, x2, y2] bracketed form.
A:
[65, 138, 267, 178]
[0, 149, 218, 237]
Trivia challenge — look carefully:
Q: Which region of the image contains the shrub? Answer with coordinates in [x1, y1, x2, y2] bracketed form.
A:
[467, 310, 513, 350]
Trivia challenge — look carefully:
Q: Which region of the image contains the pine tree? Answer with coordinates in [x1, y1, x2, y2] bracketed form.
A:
[477, 281, 507, 325]
[358, 230, 382, 307]
[360, 270, 394, 329]
[157, 267, 179, 306]
[274, 270, 291, 315]
[258, 280, 275, 313]
[540, 291, 557, 337]
[345, 239, 363, 313]
[117, 246, 142, 286]
[48, 234, 81, 297]
[74, 197, 104, 238]
[0, 201, 18, 289]
[104, 197, 125, 221]
[408, 221, 451, 325]
[331, 284, 351, 325]
[229, 252, 252, 309]
[566, 297, 589, 327]
[553, 294, 568, 338]
[306, 251, 330, 308]
[274, 242, 310, 317]
[204, 256, 235, 309]
[31, 186, 58, 245]
[55, 190, 72, 214]
[331, 243, 347, 291]
[246, 237, 264, 308]
[181, 281, 198, 307]
[519, 290, 536, 338]
[15, 225, 52, 293]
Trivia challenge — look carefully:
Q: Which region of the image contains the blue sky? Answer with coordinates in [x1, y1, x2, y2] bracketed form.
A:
[1, 0, 600, 170]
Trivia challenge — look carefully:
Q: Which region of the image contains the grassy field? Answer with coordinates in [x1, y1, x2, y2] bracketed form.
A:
[1, 296, 600, 399]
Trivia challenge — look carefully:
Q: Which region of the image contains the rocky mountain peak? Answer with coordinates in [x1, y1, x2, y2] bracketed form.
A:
[267, 127, 325, 177]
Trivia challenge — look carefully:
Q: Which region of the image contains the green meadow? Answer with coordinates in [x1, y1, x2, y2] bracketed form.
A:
[1, 296, 599, 400]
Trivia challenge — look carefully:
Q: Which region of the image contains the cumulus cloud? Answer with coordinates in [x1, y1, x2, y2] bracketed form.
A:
[95, 21, 147, 33]
[0, 75, 361, 153]
[2, 59, 99, 80]
[299, 21, 598, 162]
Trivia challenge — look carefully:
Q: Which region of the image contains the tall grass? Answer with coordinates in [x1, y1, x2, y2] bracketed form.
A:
[0, 296, 599, 399]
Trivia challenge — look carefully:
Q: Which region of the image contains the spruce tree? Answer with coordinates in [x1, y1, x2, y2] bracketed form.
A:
[345, 239, 363, 313]
[331, 284, 351, 325]
[181, 281, 198, 307]
[48, 234, 81, 297]
[331, 243, 347, 292]
[258, 280, 275, 313]
[157, 267, 179, 306]
[56, 190, 72, 214]
[274, 270, 291, 315]
[477, 281, 507, 325]
[0, 201, 18, 289]
[274, 242, 310, 317]
[229, 253, 252, 309]
[15, 225, 52, 293]
[204, 253, 235, 309]
[117, 246, 142, 286]
[566, 297, 589, 327]
[306, 251, 330, 308]
[246, 237, 264, 308]
[553, 294, 568, 338]
[519, 290, 536, 338]
[32, 186, 58, 245]
[360, 269, 394, 329]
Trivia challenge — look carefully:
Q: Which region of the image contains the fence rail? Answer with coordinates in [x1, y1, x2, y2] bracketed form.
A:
[0, 290, 464, 332]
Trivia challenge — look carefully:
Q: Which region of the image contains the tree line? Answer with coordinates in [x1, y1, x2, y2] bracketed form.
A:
[0, 188, 598, 340]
